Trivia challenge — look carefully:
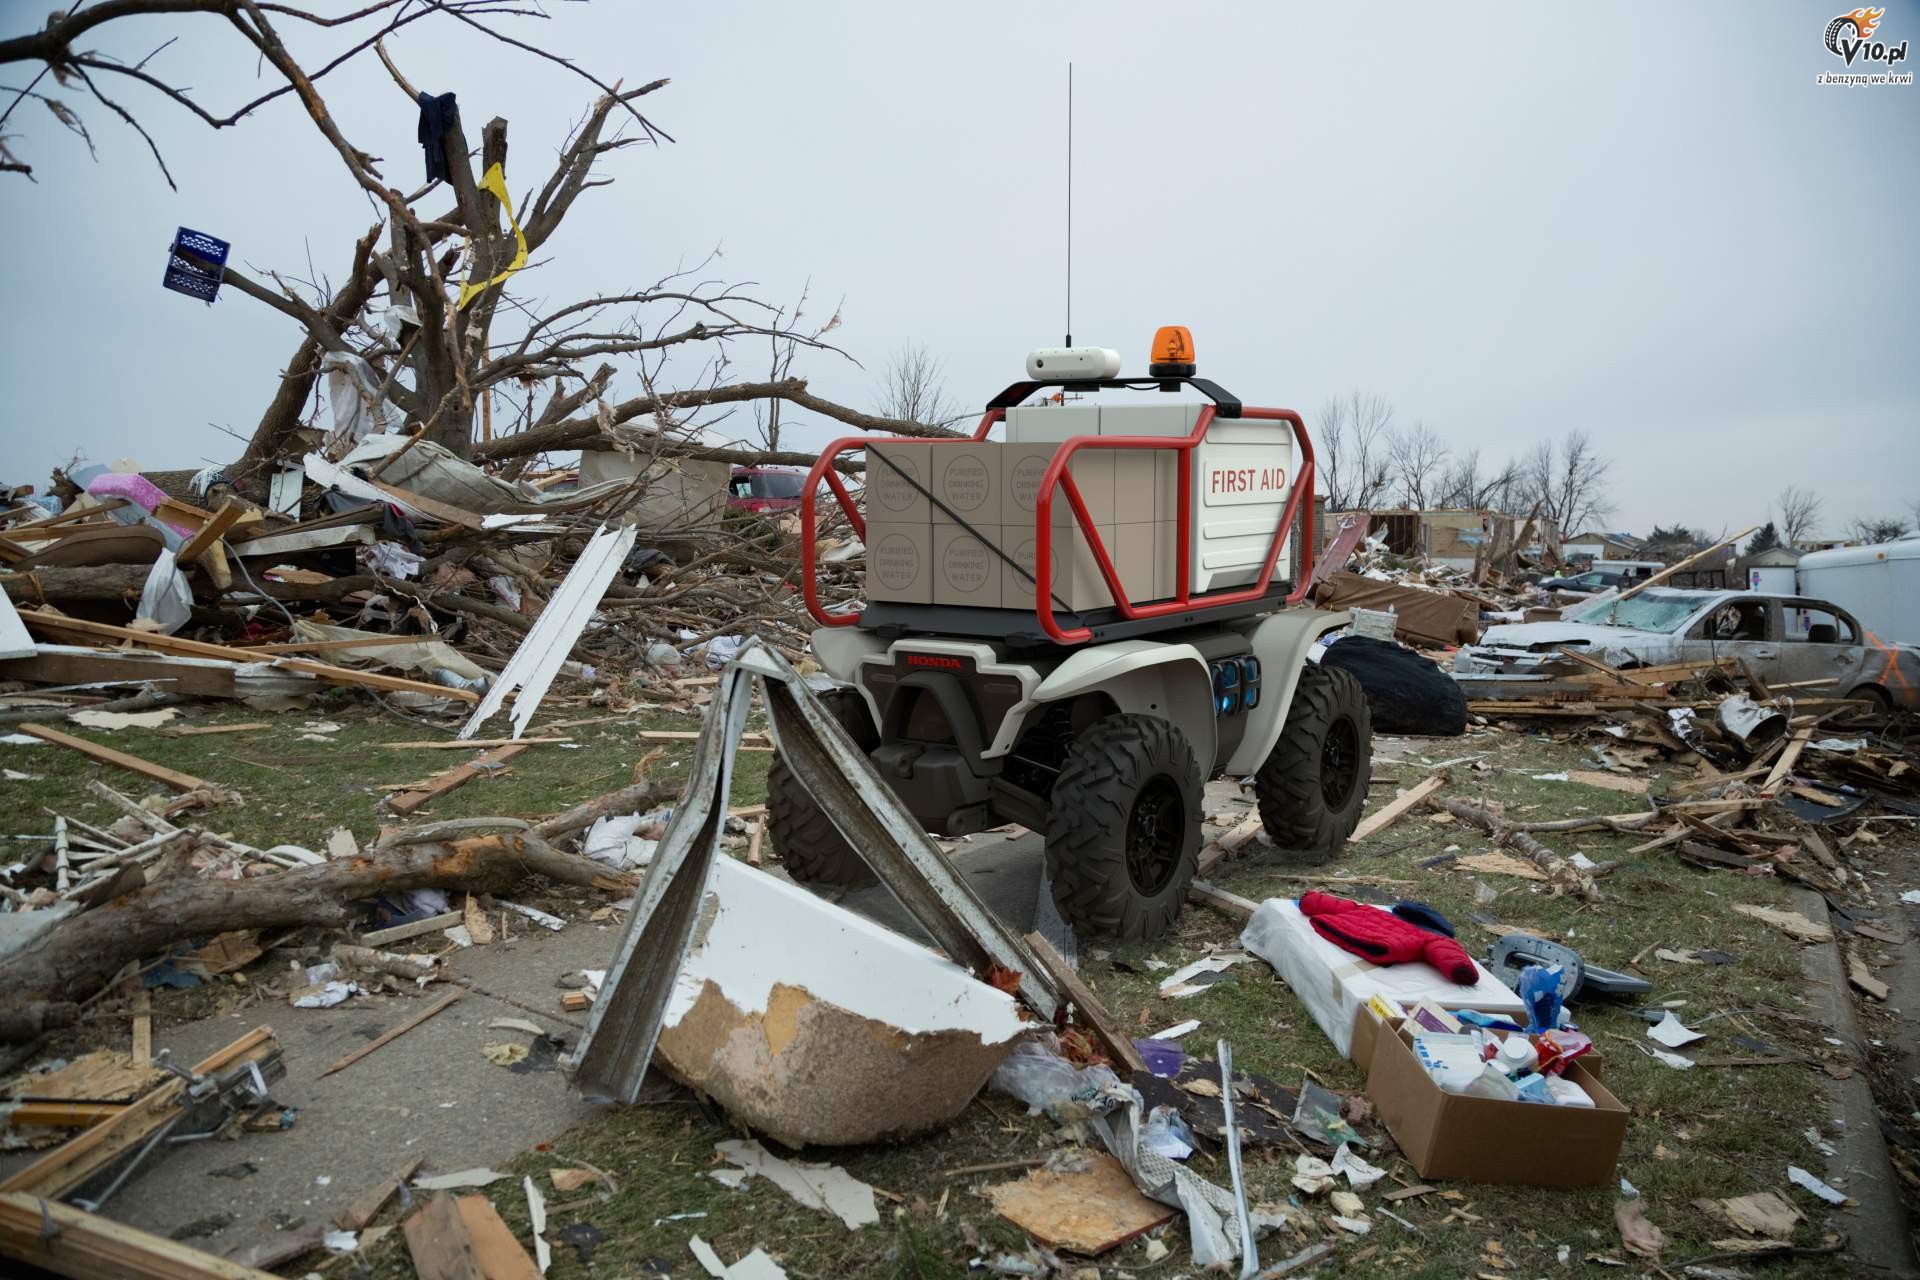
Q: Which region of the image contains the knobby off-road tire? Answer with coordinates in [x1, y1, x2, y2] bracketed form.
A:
[1045, 714, 1203, 943]
[1254, 665, 1373, 865]
[767, 687, 880, 887]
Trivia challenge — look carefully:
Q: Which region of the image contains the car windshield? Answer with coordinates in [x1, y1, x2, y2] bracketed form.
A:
[752, 472, 805, 499]
[1565, 589, 1701, 633]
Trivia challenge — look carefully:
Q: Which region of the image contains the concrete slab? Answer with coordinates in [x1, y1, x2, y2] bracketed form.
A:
[0, 918, 622, 1260]
[1791, 887, 1919, 1279]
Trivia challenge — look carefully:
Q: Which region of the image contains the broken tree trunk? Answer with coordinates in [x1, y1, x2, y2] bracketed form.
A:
[1427, 795, 1601, 901]
[0, 833, 607, 1036]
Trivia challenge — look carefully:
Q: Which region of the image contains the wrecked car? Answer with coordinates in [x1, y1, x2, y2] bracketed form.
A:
[1453, 588, 1920, 710]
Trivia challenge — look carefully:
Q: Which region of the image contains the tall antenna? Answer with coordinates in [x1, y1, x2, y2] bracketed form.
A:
[1064, 61, 1072, 348]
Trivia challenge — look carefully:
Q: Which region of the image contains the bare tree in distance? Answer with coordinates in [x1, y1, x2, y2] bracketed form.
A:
[1317, 390, 1396, 512]
[1521, 429, 1613, 537]
[1848, 515, 1911, 544]
[1386, 422, 1450, 511]
[874, 343, 970, 432]
[1776, 485, 1823, 547]
[1436, 448, 1523, 512]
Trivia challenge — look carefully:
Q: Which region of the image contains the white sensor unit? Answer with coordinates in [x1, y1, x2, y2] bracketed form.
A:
[1026, 347, 1121, 381]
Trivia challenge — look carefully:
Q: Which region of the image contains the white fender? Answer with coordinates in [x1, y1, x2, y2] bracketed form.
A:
[1033, 640, 1217, 775]
[1222, 608, 1353, 775]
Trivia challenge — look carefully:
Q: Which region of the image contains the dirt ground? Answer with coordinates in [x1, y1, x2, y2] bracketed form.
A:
[2, 688, 1913, 1279]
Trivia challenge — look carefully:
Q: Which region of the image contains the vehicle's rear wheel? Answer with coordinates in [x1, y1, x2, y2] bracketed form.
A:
[1848, 683, 1894, 715]
[767, 687, 880, 887]
[1045, 714, 1202, 942]
[1253, 665, 1373, 864]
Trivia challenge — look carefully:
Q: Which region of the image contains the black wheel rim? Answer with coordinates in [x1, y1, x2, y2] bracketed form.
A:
[1126, 777, 1186, 896]
[1321, 716, 1361, 809]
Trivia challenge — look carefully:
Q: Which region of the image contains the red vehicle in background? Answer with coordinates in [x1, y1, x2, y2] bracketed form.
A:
[729, 466, 807, 514]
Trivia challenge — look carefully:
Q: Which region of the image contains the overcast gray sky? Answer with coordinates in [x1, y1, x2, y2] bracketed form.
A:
[3, 2, 1915, 540]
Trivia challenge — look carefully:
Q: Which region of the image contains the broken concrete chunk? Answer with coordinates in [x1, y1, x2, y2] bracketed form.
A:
[652, 856, 1025, 1146]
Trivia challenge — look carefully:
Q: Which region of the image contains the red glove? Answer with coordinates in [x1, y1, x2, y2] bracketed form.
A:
[1299, 891, 1477, 985]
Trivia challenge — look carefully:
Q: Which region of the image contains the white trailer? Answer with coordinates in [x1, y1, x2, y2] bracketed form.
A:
[1797, 535, 1920, 646]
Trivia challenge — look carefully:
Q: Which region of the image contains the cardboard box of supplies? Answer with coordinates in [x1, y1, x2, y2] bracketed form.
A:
[867, 442, 931, 522]
[1361, 1014, 1628, 1188]
[931, 444, 1003, 525]
[865, 522, 931, 603]
[933, 524, 1002, 608]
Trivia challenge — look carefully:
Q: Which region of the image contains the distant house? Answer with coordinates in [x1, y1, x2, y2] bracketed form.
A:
[1330, 507, 1560, 573]
[1561, 530, 1643, 562]
[1741, 544, 1803, 594]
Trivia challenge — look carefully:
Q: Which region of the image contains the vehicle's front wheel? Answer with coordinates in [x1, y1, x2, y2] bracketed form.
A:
[767, 687, 880, 887]
[1253, 665, 1373, 864]
[1045, 714, 1202, 942]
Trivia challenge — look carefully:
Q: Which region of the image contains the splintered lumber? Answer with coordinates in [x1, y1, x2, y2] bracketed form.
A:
[15, 613, 479, 705]
[335, 1156, 425, 1231]
[3, 1101, 127, 1129]
[1350, 775, 1445, 843]
[1762, 727, 1813, 795]
[1023, 931, 1147, 1076]
[1196, 811, 1266, 874]
[1848, 956, 1890, 1001]
[384, 737, 572, 750]
[386, 745, 530, 816]
[1188, 879, 1258, 921]
[0, 834, 611, 1021]
[1428, 795, 1599, 901]
[320, 990, 461, 1078]
[0, 1028, 277, 1198]
[1612, 527, 1761, 603]
[401, 1194, 478, 1280]
[0, 1191, 282, 1280]
[359, 910, 463, 947]
[161, 722, 271, 737]
[175, 499, 246, 565]
[14, 723, 209, 792]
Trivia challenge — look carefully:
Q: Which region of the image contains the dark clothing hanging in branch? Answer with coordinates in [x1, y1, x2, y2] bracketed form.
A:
[417, 90, 460, 184]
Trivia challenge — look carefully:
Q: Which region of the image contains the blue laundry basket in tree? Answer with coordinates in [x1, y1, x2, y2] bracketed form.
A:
[163, 227, 230, 303]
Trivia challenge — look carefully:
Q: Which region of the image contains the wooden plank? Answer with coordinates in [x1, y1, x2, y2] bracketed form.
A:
[276, 658, 481, 705]
[4, 1101, 128, 1129]
[1195, 812, 1265, 875]
[176, 499, 245, 566]
[0, 649, 239, 699]
[1022, 931, 1148, 1077]
[1613, 527, 1760, 603]
[162, 722, 271, 737]
[334, 1156, 425, 1231]
[245, 635, 428, 654]
[359, 911, 463, 947]
[130, 986, 151, 1068]
[15, 723, 209, 792]
[0, 1029, 275, 1198]
[1762, 727, 1813, 795]
[0, 1191, 282, 1280]
[17, 612, 478, 705]
[1188, 878, 1258, 921]
[320, 991, 461, 1078]
[634, 729, 772, 746]
[746, 814, 765, 866]
[402, 1192, 485, 1280]
[1349, 774, 1445, 843]
[386, 745, 529, 816]
[382, 737, 572, 750]
[366, 477, 487, 530]
[453, 1195, 541, 1280]
[0, 498, 130, 535]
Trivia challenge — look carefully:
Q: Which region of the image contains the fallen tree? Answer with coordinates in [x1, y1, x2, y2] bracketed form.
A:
[0, 829, 623, 1041]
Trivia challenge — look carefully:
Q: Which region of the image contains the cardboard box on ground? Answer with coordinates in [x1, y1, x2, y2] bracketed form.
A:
[1351, 1006, 1629, 1188]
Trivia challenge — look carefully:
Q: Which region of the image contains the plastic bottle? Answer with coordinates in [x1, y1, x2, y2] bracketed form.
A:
[1495, 1036, 1540, 1076]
